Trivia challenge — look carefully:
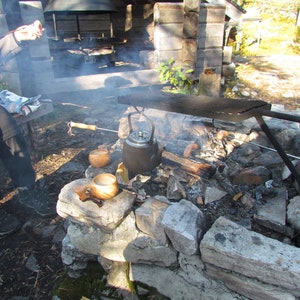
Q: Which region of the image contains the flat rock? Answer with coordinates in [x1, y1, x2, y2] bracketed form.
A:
[200, 216, 300, 296]
[57, 178, 136, 231]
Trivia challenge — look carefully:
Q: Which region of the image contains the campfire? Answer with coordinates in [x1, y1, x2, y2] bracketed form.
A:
[56, 103, 300, 299]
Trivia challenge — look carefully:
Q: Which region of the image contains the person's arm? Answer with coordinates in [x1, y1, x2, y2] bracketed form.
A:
[0, 20, 43, 66]
[0, 32, 24, 65]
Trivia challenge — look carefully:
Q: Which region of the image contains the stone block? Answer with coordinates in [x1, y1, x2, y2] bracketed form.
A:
[161, 199, 206, 255]
[205, 264, 296, 300]
[198, 23, 225, 48]
[135, 197, 170, 245]
[57, 178, 136, 231]
[154, 49, 182, 67]
[287, 195, 300, 230]
[254, 187, 287, 232]
[200, 216, 300, 296]
[154, 3, 184, 24]
[199, 4, 226, 23]
[196, 48, 223, 68]
[154, 23, 183, 50]
[123, 235, 178, 267]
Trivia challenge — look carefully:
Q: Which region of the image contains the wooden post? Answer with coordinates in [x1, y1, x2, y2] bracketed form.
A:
[182, 0, 200, 70]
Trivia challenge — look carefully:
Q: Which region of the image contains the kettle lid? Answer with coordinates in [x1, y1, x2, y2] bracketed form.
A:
[127, 130, 152, 145]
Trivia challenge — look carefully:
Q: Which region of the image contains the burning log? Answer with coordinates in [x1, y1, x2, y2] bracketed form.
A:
[162, 151, 216, 178]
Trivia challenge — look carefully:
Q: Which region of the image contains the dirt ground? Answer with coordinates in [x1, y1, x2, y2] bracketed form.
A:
[0, 54, 299, 299]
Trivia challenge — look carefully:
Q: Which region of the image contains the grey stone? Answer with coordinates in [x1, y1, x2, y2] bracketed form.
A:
[25, 253, 40, 272]
[230, 143, 261, 166]
[204, 186, 227, 204]
[275, 128, 297, 151]
[254, 187, 287, 227]
[130, 264, 203, 300]
[200, 217, 300, 296]
[135, 197, 170, 245]
[123, 235, 178, 267]
[205, 264, 296, 300]
[253, 151, 284, 167]
[67, 213, 178, 267]
[61, 234, 94, 266]
[292, 133, 300, 156]
[130, 264, 242, 300]
[57, 178, 136, 231]
[287, 195, 300, 230]
[161, 199, 206, 255]
[67, 212, 139, 261]
[107, 261, 133, 292]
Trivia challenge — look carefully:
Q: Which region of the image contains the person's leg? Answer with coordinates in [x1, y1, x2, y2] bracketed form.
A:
[0, 134, 36, 189]
[0, 106, 55, 217]
[0, 107, 28, 236]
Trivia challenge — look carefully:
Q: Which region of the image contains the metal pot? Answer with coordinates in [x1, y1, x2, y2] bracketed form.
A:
[122, 112, 162, 174]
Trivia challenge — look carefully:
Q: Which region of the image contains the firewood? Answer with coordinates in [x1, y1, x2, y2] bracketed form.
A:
[162, 151, 216, 178]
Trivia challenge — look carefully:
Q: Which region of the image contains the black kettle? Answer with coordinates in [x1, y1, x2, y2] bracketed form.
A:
[122, 112, 162, 175]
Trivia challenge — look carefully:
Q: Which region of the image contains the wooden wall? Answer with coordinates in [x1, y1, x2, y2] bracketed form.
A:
[153, 2, 226, 96]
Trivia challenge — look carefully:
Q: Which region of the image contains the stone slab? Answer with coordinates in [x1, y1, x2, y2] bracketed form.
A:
[200, 217, 300, 296]
[57, 178, 136, 231]
[205, 264, 296, 300]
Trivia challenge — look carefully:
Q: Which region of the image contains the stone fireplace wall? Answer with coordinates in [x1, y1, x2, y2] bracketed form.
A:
[56, 108, 300, 299]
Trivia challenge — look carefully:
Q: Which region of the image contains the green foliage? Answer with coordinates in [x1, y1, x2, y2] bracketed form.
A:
[52, 263, 122, 300]
[238, 0, 300, 56]
[158, 58, 194, 93]
[294, 26, 300, 53]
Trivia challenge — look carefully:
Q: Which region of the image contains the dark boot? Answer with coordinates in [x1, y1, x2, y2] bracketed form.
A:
[18, 186, 56, 217]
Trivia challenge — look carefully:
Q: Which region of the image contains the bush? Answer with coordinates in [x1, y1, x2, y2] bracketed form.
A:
[158, 58, 194, 93]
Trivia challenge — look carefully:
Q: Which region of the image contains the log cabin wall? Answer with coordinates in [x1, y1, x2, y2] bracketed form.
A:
[153, 2, 226, 96]
[0, 0, 227, 96]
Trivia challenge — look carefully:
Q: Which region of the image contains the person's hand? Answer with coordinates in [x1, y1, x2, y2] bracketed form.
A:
[14, 20, 44, 42]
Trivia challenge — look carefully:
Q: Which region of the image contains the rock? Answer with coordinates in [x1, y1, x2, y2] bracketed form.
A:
[253, 151, 284, 167]
[67, 212, 139, 261]
[135, 197, 170, 245]
[292, 133, 300, 156]
[254, 187, 287, 225]
[107, 261, 133, 293]
[161, 199, 206, 255]
[231, 165, 271, 185]
[204, 186, 227, 204]
[200, 217, 300, 297]
[230, 143, 261, 166]
[167, 175, 186, 200]
[130, 263, 240, 300]
[287, 195, 300, 230]
[205, 264, 296, 300]
[240, 192, 256, 210]
[123, 235, 178, 267]
[25, 253, 40, 272]
[57, 178, 136, 231]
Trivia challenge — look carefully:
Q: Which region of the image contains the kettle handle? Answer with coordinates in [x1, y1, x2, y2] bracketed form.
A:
[127, 111, 155, 144]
